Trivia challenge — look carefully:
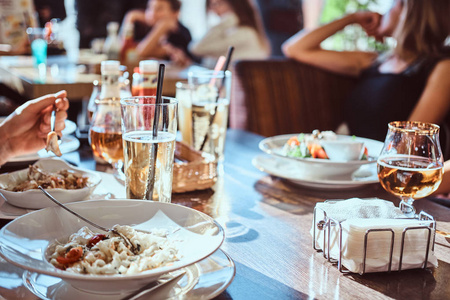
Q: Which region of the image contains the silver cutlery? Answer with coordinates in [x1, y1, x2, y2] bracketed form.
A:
[122, 270, 186, 300]
[38, 186, 137, 253]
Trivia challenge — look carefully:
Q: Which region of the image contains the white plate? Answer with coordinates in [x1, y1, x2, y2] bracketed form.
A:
[23, 249, 235, 300]
[259, 134, 383, 177]
[0, 117, 76, 136]
[62, 120, 77, 135]
[0, 158, 101, 209]
[253, 155, 379, 189]
[7, 135, 80, 163]
[0, 200, 225, 294]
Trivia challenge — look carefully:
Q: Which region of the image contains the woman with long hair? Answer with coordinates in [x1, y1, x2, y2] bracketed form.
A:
[191, 0, 270, 67]
[282, 0, 450, 142]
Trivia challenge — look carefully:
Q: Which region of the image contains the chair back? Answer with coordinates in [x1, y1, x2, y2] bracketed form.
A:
[230, 59, 357, 137]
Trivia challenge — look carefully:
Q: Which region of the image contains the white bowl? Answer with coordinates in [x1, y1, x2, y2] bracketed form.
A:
[0, 158, 101, 209]
[259, 134, 383, 178]
[320, 139, 364, 162]
[0, 200, 225, 294]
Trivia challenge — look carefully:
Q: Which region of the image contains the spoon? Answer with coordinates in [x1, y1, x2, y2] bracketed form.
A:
[38, 186, 137, 254]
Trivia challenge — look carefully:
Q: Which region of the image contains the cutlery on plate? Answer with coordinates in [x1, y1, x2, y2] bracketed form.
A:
[122, 270, 186, 300]
[38, 186, 137, 253]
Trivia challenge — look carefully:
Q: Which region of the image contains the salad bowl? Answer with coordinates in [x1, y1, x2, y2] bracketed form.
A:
[259, 134, 383, 178]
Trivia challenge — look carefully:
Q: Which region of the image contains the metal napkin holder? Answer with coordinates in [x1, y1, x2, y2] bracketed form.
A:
[312, 201, 436, 275]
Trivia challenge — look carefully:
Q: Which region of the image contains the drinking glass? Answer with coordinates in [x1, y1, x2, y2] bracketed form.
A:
[120, 96, 178, 202]
[89, 99, 124, 179]
[181, 70, 231, 162]
[26, 27, 48, 80]
[377, 121, 444, 216]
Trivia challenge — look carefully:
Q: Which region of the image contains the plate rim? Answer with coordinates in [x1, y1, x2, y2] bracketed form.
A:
[252, 154, 379, 188]
[0, 199, 225, 283]
[22, 248, 236, 300]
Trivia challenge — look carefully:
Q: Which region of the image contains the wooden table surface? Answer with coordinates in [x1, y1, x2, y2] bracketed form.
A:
[0, 55, 203, 101]
[0, 129, 449, 299]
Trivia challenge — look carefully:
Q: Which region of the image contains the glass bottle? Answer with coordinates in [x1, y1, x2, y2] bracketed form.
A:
[138, 60, 158, 96]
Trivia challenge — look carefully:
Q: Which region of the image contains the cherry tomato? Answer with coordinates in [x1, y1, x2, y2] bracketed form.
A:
[87, 234, 106, 248]
[287, 136, 300, 146]
[56, 246, 83, 264]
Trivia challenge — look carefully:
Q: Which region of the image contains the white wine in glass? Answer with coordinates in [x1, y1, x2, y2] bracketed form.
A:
[377, 121, 444, 216]
[89, 99, 125, 180]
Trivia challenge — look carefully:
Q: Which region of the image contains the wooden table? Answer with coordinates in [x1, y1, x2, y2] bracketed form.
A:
[0, 54, 204, 102]
[1, 129, 449, 299]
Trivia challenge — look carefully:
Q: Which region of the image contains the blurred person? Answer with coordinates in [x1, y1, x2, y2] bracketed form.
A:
[34, 0, 66, 26]
[282, 0, 450, 142]
[119, 0, 192, 62]
[190, 0, 270, 67]
[0, 91, 69, 166]
[76, 0, 123, 48]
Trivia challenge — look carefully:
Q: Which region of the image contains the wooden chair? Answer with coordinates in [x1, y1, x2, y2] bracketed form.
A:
[230, 58, 357, 137]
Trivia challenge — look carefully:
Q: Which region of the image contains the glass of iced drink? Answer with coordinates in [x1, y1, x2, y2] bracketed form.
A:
[181, 70, 231, 162]
[120, 96, 178, 202]
[26, 27, 48, 80]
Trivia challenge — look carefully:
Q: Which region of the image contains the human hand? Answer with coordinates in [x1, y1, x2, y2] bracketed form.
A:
[353, 11, 383, 40]
[0, 90, 69, 162]
[123, 9, 145, 25]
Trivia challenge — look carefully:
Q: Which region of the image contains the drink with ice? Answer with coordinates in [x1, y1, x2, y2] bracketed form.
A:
[31, 38, 47, 67]
[179, 70, 231, 161]
[120, 96, 178, 202]
[123, 131, 176, 202]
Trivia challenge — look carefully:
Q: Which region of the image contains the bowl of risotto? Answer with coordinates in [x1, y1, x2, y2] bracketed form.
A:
[0, 200, 225, 294]
[0, 158, 101, 209]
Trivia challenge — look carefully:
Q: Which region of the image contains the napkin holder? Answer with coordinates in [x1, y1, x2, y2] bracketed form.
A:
[312, 200, 436, 275]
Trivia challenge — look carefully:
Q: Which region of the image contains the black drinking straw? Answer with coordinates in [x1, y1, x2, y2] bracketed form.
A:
[199, 46, 234, 151]
[145, 64, 165, 200]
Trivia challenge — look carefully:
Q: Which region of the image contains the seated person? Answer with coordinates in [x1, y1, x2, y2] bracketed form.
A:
[190, 0, 270, 67]
[0, 90, 69, 166]
[282, 0, 450, 142]
[119, 0, 192, 62]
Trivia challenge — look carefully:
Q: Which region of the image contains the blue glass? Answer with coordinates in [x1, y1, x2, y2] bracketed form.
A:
[31, 38, 47, 67]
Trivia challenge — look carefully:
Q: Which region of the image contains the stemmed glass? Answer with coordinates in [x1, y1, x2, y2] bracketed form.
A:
[89, 99, 125, 180]
[377, 121, 444, 217]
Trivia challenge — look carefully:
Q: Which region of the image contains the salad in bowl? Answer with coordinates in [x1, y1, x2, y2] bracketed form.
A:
[259, 130, 382, 178]
[283, 131, 368, 161]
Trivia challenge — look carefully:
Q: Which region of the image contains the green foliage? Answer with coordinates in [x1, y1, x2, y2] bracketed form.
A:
[320, 0, 389, 52]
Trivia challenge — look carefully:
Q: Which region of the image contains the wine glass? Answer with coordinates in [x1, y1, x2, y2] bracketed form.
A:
[89, 99, 125, 180]
[377, 121, 444, 217]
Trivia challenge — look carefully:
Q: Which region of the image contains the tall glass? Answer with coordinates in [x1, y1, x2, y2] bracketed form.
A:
[120, 96, 178, 202]
[89, 99, 124, 177]
[180, 70, 231, 162]
[26, 27, 48, 80]
[377, 121, 444, 216]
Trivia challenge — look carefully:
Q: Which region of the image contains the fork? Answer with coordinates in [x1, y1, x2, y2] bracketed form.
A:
[38, 186, 138, 254]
